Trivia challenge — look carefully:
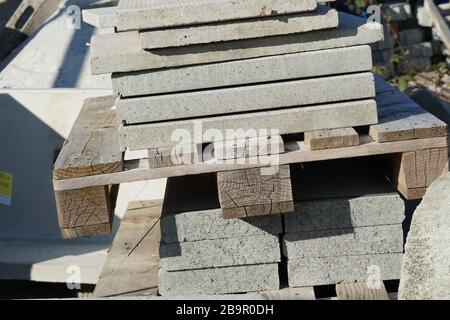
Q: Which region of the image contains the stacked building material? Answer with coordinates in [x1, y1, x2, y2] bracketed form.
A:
[158, 174, 282, 296]
[284, 160, 405, 287]
[373, 2, 437, 78]
[84, 0, 384, 152]
[418, 1, 450, 64]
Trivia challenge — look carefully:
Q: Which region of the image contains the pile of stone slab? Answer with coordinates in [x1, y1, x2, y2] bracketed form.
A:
[372, 2, 438, 78]
[284, 160, 405, 287]
[418, 1, 450, 65]
[158, 174, 282, 296]
[83, 0, 384, 152]
[156, 159, 405, 296]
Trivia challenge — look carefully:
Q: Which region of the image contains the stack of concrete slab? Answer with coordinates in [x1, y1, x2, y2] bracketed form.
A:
[284, 160, 405, 287]
[372, 2, 436, 78]
[158, 174, 282, 296]
[418, 2, 450, 65]
[83, 0, 384, 151]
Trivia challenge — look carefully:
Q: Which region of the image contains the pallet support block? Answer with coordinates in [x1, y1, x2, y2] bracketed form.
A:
[304, 127, 359, 150]
[55, 184, 118, 240]
[217, 165, 294, 219]
[388, 147, 449, 199]
[148, 144, 202, 168]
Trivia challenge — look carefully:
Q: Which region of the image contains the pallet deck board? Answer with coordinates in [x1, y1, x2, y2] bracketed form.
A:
[93, 200, 162, 298]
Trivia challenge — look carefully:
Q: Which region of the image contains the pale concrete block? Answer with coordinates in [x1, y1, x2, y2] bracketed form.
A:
[82, 7, 118, 28]
[417, 6, 433, 27]
[398, 29, 426, 46]
[284, 194, 405, 233]
[116, 0, 318, 31]
[288, 253, 403, 287]
[119, 99, 379, 150]
[91, 12, 383, 74]
[112, 45, 373, 97]
[399, 172, 450, 300]
[283, 224, 404, 259]
[140, 6, 338, 49]
[158, 263, 280, 296]
[160, 234, 280, 271]
[116, 73, 376, 124]
[161, 209, 282, 243]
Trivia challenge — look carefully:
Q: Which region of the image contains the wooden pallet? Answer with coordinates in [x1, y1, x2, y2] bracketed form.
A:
[93, 200, 398, 300]
[52, 77, 449, 238]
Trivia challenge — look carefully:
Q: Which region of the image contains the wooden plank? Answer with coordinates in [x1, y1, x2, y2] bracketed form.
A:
[425, 0, 450, 52]
[53, 135, 449, 191]
[304, 127, 359, 150]
[217, 165, 294, 219]
[53, 96, 122, 180]
[53, 96, 122, 239]
[336, 281, 390, 300]
[148, 144, 202, 168]
[0, 0, 60, 60]
[93, 200, 162, 298]
[370, 76, 448, 142]
[388, 147, 449, 199]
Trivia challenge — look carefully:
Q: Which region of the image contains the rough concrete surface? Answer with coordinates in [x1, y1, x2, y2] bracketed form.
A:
[159, 263, 280, 296]
[119, 99, 378, 150]
[161, 209, 282, 243]
[116, 73, 376, 124]
[91, 12, 383, 74]
[399, 172, 450, 300]
[116, 0, 318, 31]
[160, 234, 280, 271]
[283, 224, 404, 259]
[140, 6, 338, 49]
[288, 253, 403, 287]
[112, 45, 373, 97]
[284, 194, 405, 233]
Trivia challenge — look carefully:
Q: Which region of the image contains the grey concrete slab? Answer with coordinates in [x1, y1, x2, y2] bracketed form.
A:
[82, 7, 118, 28]
[283, 224, 404, 259]
[288, 253, 403, 287]
[118, 99, 378, 150]
[158, 263, 280, 296]
[399, 172, 450, 300]
[90, 12, 383, 74]
[112, 45, 373, 97]
[284, 194, 405, 233]
[116, 0, 318, 31]
[116, 73, 376, 124]
[140, 6, 338, 49]
[160, 234, 280, 271]
[162, 210, 282, 244]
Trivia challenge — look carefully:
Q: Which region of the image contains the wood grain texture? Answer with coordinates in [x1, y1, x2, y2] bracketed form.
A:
[53, 135, 449, 191]
[53, 96, 122, 239]
[94, 200, 162, 298]
[304, 128, 359, 150]
[217, 165, 294, 218]
[336, 282, 390, 300]
[53, 96, 122, 180]
[148, 144, 202, 168]
[388, 147, 449, 199]
[55, 184, 118, 240]
[370, 76, 448, 142]
[214, 135, 284, 160]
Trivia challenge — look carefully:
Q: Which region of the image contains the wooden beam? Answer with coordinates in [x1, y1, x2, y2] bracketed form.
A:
[217, 165, 294, 219]
[53, 96, 123, 239]
[336, 281, 390, 300]
[93, 200, 162, 297]
[388, 147, 449, 199]
[147, 144, 202, 168]
[304, 128, 359, 150]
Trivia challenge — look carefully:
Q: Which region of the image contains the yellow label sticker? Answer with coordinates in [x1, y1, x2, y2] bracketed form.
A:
[0, 172, 13, 206]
